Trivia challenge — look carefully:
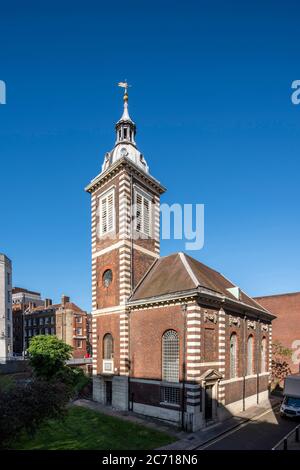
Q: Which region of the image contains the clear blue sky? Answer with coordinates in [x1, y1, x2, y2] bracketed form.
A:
[1, 0, 300, 311]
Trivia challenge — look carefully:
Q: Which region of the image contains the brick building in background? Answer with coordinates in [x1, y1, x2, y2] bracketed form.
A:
[85, 87, 275, 431]
[24, 295, 91, 359]
[255, 292, 300, 374]
[12, 287, 44, 354]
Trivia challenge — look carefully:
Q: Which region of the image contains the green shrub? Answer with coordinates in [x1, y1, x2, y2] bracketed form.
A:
[0, 379, 71, 449]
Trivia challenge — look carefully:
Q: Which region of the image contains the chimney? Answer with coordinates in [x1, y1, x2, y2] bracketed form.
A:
[61, 295, 70, 306]
[44, 298, 52, 308]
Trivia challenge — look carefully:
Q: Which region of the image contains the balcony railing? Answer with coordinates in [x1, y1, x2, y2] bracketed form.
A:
[102, 359, 114, 374]
[67, 357, 92, 365]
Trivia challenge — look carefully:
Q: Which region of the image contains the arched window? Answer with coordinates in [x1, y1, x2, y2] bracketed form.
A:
[261, 337, 267, 373]
[162, 330, 179, 383]
[247, 335, 254, 375]
[103, 333, 113, 360]
[230, 333, 237, 378]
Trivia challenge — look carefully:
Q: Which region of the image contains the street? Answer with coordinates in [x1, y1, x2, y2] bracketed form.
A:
[199, 407, 300, 450]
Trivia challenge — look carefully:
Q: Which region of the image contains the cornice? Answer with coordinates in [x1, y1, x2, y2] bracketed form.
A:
[85, 157, 166, 195]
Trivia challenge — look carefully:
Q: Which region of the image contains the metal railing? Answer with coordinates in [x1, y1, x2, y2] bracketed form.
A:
[0, 356, 26, 362]
[272, 424, 300, 450]
[66, 357, 92, 365]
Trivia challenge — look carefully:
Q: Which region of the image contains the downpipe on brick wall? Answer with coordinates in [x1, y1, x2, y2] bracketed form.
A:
[243, 315, 246, 411]
[256, 318, 260, 405]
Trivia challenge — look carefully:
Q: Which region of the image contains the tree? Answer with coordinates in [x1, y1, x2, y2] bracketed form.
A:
[271, 340, 292, 389]
[28, 335, 73, 380]
[0, 379, 71, 449]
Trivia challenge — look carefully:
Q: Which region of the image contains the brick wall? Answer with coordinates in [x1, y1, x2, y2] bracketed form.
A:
[255, 292, 300, 373]
[130, 304, 185, 380]
[96, 250, 120, 309]
[95, 313, 121, 374]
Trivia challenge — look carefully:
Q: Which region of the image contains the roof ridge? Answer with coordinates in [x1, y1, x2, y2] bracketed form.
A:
[218, 270, 270, 313]
[255, 291, 300, 299]
[179, 252, 199, 288]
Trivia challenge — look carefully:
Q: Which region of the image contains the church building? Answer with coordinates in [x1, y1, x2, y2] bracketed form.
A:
[85, 86, 275, 431]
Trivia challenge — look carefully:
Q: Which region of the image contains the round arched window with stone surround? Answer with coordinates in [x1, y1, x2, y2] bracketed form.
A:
[247, 335, 254, 375]
[162, 330, 179, 383]
[230, 333, 237, 378]
[103, 333, 114, 360]
[261, 337, 267, 373]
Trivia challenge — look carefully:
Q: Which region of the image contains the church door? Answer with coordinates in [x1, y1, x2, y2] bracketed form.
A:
[106, 380, 112, 405]
[205, 385, 213, 421]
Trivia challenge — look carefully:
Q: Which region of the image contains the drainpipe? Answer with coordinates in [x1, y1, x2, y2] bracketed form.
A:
[128, 307, 131, 411]
[181, 303, 187, 430]
[243, 315, 246, 411]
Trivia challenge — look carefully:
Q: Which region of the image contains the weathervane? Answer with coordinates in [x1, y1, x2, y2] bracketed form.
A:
[118, 80, 131, 101]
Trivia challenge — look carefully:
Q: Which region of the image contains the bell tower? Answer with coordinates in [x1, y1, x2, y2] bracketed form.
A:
[85, 83, 166, 408]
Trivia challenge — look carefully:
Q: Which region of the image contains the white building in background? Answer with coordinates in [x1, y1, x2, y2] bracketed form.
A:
[0, 253, 13, 362]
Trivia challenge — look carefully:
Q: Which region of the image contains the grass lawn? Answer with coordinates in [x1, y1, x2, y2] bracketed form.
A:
[11, 405, 176, 450]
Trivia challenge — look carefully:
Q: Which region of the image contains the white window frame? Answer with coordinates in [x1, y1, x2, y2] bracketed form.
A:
[134, 186, 152, 237]
[98, 187, 115, 237]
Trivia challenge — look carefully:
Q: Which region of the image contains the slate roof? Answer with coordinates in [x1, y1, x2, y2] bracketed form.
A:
[30, 302, 85, 314]
[129, 252, 271, 315]
[12, 287, 41, 296]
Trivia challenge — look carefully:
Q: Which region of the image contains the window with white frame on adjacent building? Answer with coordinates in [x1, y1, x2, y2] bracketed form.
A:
[99, 188, 115, 236]
[75, 327, 82, 336]
[134, 188, 151, 236]
[75, 339, 82, 348]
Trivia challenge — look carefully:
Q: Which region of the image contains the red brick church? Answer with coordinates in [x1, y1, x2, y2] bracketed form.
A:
[85, 85, 275, 431]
